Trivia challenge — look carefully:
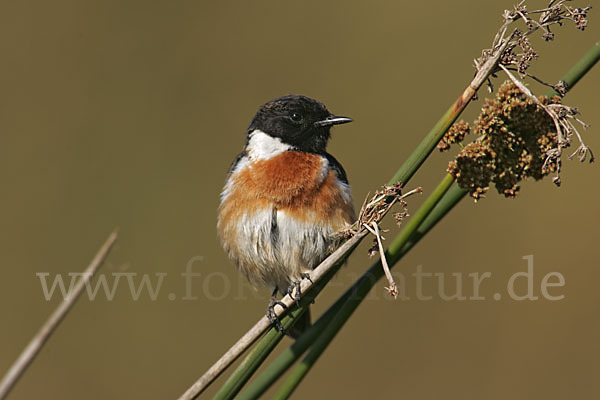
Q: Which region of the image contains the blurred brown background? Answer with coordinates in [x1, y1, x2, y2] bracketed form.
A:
[1, 1, 598, 399]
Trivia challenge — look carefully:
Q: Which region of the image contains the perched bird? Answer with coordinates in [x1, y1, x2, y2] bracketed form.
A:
[217, 95, 355, 337]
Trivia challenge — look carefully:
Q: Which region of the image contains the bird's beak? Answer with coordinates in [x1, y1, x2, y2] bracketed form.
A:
[314, 115, 353, 127]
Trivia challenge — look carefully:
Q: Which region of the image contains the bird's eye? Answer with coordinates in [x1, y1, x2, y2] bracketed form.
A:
[290, 113, 303, 123]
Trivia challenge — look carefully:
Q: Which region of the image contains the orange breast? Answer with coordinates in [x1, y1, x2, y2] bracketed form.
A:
[219, 151, 354, 232]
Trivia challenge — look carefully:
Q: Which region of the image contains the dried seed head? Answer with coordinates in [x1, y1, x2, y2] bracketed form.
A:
[573, 8, 589, 30]
[368, 239, 378, 257]
[448, 82, 566, 200]
[393, 210, 410, 226]
[438, 120, 471, 152]
[542, 30, 555, 41]
[490, 2, 592, 81]
[553, 80, 568, 97]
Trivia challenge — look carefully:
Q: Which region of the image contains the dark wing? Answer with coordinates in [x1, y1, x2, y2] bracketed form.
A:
[324, 152, 349, 184]
[226, 150, 247, 177]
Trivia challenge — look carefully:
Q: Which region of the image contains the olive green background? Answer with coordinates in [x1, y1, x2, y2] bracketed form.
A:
[1, 1, 598, 399]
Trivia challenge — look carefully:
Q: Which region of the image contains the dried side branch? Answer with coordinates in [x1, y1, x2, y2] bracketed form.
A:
[369, 222, 398, 298]
[349, 185, 422, 236]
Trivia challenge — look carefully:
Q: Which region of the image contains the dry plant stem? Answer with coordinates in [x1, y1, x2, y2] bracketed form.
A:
[369, 222, 397, 298]
[176, 230, 368, 400]
[504, 67, 557, 90]
[0, 231, 118, 400]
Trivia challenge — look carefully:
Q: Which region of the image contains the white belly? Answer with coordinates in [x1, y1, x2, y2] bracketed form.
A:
[229, 207, 339, 293]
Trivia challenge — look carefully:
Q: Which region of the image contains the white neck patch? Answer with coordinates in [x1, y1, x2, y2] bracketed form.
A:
[246, 130, 291, 160]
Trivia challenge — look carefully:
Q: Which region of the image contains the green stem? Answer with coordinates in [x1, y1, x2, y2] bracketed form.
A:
[234, 302, 339, 400]
[212, 264, 342, 400]
[237, 183, 467, 400]
[548, 40, 600, 97]
[212, 309, 299, 400]
[216, 36, 600, 400]
[389, 97, 472, 186]
[273, 174, 456, 399]
[252, 38, 600, 398]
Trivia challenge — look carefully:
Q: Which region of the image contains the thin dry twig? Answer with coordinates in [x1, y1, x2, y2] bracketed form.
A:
[0, 230, 118, 400]
[349, 185, 423, 236]
[369, 222, 397, 298]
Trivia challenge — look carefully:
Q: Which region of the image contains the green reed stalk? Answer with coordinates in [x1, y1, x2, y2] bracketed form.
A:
[267, 40, 600, 399]
[214, 36, 599, 400]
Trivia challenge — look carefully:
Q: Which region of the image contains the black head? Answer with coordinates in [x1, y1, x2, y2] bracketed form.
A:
[247, 95, 352, 154]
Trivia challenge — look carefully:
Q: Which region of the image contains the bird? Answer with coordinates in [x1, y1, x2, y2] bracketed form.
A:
[217, 95, 355, 337]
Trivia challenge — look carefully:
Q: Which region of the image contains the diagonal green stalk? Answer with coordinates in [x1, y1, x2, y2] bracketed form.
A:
[237, 182, 466, 400]
[273, 174, 456, 399]
[234, 309, 336, 400]
[223, 177, 466, 399]
[212, 261, 346, 400]
[389, 96, 474, 186]
[270, 40, 600, 398]
[213, 36, 600, 400]
[212, 308, 302, 400]
[548, 40, 600, 97]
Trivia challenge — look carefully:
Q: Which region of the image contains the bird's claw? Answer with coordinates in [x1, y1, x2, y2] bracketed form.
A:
[300, 272, 313, 284]
[287, 283, 301, 307]
[267, 298, 287, 333]
[287, 273, 313, 307]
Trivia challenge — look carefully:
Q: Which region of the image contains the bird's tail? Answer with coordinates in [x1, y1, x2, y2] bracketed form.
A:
[288, 306, 311, 339]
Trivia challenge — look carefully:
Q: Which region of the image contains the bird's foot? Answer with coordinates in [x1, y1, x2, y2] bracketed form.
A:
[267, 295, 287, 333]
[300, 272, 313, 284]
[287, 273, 314, 307]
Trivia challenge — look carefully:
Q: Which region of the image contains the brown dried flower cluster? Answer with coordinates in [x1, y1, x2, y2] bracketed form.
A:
[347, 184, 412, 236]
[446, 82, 586, 200]
[438, 121, 471, 152]
[503, 1, 591, 39]
[345, 184, 422, 239]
